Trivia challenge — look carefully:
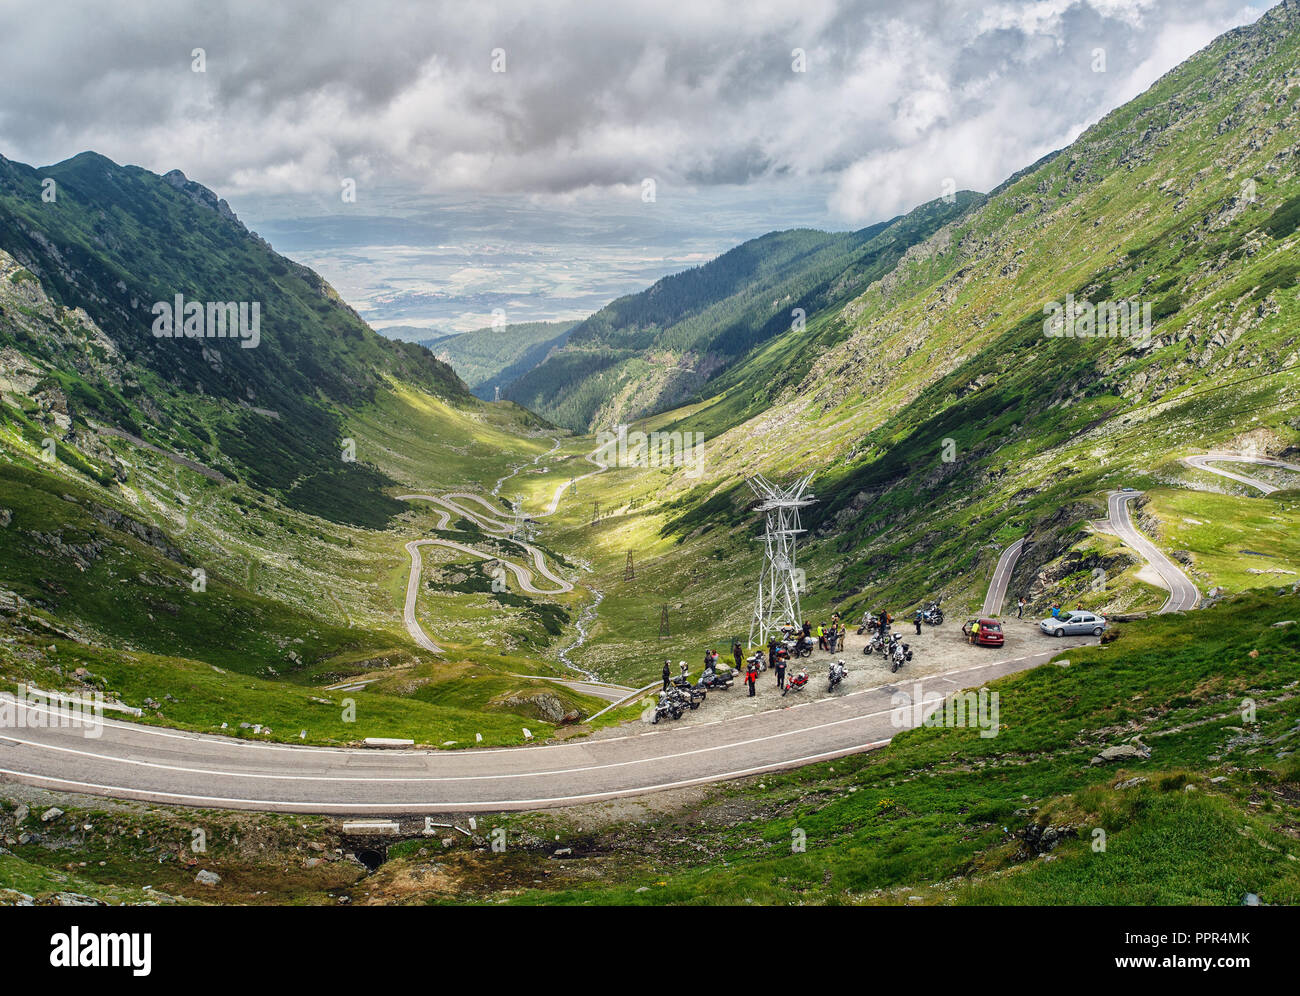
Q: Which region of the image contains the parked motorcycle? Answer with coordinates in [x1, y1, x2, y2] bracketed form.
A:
[888, 634, 913, 673]
[699, 665, 734, 691]
[922, 600, 944, 626]
[670, 674, 706, 708]
[785, 635, 814, 658]
[828, 659, 847, 692]
[651, 690, 683, 724]
[862, 630, 887, 656]
[782, 667, 810, 696]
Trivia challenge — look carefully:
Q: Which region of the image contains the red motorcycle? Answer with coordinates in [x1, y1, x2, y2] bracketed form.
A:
[782, 667, 809, 697]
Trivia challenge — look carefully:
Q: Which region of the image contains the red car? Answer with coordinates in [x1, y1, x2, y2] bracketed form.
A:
[963, 617, 1005, 647]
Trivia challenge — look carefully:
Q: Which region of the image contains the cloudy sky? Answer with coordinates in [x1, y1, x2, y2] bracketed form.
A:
[0, 0, 1274, 332]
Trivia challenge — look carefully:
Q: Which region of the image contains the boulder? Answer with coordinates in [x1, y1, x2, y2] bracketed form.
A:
[1091, 743, 1151, 765]
[194, 870, 221, 886]
[489, 690, 569, 724]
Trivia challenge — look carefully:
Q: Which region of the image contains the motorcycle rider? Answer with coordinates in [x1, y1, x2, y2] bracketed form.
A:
[733, 641, 744, 671]
[914, 610, 923, 636]
[774, 653, 786, 691]
[768, 637, 778, 669]
[746, 660, 759, 697]
[662, 659, 671, 691]
[1017, 596, 1026, 619]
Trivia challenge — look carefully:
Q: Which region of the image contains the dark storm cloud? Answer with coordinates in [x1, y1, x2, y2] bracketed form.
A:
[0, 0, 1274, 221]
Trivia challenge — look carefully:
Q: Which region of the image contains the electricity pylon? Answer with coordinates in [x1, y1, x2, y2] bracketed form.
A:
[747, 474, 816, 649]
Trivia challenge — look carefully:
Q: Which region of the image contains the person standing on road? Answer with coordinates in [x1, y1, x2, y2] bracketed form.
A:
[774, 654, 786, 691]
[746, 661, 759, 697]
[1017, 596, 1025, 619]
[768, 638, 777, 669]
[733, 641, 743, 671]
[914, 610, 923, 636]
[662, 659, 671, 691]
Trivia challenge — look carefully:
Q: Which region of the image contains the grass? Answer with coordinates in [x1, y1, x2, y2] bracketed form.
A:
[1146, 487, 1300, 594]
[482, 589, 1300, 904]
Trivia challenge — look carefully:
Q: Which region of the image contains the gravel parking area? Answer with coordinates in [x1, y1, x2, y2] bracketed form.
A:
[642, 618, 1097, 728]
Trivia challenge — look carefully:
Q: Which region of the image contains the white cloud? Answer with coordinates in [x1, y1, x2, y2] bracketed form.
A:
[0, 0, 1276, 225]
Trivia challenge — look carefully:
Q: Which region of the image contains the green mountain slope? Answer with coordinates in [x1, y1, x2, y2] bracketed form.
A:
[0, 157, 610, 749]
[426, 320, 576, 400]
[505, 196, 979, 432]
[0, 152, 470, 526]
[511, 0, 1300, 688]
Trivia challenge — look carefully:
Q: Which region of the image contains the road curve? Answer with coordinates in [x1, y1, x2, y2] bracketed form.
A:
[1108, 491, 1200, 613]
[1182, 452, 1300, 496]
[0, 647, 1078, 814]
[983, 537, 1025, 616]
[395, 446, 610, 655]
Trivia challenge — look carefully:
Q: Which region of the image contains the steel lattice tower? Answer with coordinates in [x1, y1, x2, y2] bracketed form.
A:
[747, 474, 816, 649]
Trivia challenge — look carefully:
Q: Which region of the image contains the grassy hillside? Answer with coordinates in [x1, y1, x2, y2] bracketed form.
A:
[0, 165, 607, 747]
[5, 589, 1295, 905]
[506, 196, 978, 431]
[426, 320, 577, 400]
[0, 152, 469, 526]
[482, 590, 1300, 905]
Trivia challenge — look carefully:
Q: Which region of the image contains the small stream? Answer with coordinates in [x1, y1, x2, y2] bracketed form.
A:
[556, 585, 604, 682]
[490, 435, 605, 682]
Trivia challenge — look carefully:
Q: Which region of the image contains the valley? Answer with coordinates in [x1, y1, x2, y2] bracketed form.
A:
[2, 0, 1300, 910]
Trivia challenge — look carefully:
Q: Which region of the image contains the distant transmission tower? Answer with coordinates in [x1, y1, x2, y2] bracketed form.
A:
[747, 474, 816, 649]
[494, 386, 501, 402]
[591, 501, 601, 524]
[624, 549, 635, 582]
[510, 495, 535, 543]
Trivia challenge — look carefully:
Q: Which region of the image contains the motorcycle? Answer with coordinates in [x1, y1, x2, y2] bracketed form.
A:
[785, 635, 815, 658]
[888, 634, 913, 673]
[651, 689, 684, 724]
[699, 665, 734, 691]
[828, 659, 847, 692]
[857, 616, 880, 636]
[671, 673, 707, 708]
[922, 600, 944, 626]
[748, 650, 768, 672]
[782, 667, 809, 696]
[862, 630, 887, 656]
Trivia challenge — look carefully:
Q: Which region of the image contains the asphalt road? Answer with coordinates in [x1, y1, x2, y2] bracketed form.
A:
[983, 537, 1025, 616]
[1108, 491, 1200, 612]
[0, 647, 1075, 813]
[1182, 452, 1300, 495]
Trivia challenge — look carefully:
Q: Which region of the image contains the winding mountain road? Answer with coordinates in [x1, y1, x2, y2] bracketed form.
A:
[1107, 491, 1200, 613]
[0, 648, 1072, 813]
[983, 537, 1026, 616]
[395, 448, 611, 655]
[1182, 452, 1300, 495]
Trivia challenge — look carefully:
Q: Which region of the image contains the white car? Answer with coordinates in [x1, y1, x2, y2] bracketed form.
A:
[1040, 610, 1107, 637]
